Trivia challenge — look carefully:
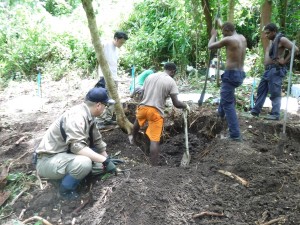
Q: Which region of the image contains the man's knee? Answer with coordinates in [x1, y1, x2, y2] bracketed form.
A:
[68, 156, 93, 179]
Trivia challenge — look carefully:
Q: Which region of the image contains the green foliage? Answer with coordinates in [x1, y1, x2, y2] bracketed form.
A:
[119, 0, 199, 75]
[42, 0, 81, 16]
[0, 172, 37, 219]
[0, 2, 96, 86]
[235, 2, 261, 49]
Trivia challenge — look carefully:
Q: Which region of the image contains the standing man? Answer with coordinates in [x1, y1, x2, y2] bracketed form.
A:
[95, 31, 128, 126]
[208, 22, 247, 141]
[132, 62, 189, 166]
[35, 87, 117, 200]
[251, 23, 299, 120]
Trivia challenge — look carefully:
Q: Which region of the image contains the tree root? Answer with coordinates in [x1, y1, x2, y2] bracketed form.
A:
[72, 196, 91, 214]
[218, 170, 249, 187]
[8, 185, 30, 206]
[258, 216, 286, 225]
[192, 211, 225, 219]
[22, 215, 53, 225]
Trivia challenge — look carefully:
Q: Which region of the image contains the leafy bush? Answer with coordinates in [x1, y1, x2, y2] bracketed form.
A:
[119, 0, 202, 76]
[0, 2, 96, 86]
[42, 0, 81, 16]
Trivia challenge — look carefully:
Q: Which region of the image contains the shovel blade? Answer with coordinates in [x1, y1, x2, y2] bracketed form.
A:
[180, 151, 191, 167]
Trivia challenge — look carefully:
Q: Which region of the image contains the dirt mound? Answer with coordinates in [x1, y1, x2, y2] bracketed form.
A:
[1, 78, 300, 225]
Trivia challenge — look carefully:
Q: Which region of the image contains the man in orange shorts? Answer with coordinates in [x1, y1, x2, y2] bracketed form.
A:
[132, 62, 189, 166]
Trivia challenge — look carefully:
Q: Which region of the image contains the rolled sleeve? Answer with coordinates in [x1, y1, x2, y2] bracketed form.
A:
[92, 125, 107, 153]
[65, 114, 89, 154]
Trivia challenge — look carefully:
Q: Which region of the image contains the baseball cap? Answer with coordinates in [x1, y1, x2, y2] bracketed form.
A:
[85, 87, 115, 105]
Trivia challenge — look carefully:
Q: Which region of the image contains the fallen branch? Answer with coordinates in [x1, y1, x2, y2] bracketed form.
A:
[99, 187, 112, 202]
[72, 196, 91, 214]
[189, 115, 201, 128]
[18, 209, 26, 220]
[8, 150, 30, 171]
[0, 166, 9, 188]
[8, 185, 30, 206]
[22, 216, 53, 225]
[36, 172, 44, 190]
[248, 129, 259, 136]
[15, 136, 28, 145]
[192, 211, 225, 219]
[0, 191, 11, 206]
[255, 210, 269, 224]
[259, 216, 286, 225]
[218, 170, 249, 187]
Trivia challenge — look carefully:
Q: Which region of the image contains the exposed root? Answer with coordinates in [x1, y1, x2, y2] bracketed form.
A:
[217, 170, 249, 187]
[8, 185, 30, 206]
[18, 209, 26, 220]
[72, 195, 91, 214]
[22, 215, 53, 225]
[36, 171, 45, 190]
[255, 210, 270, 224]
[15, 136, 28, 145]
[258, 216, 286, 225]
[8, 150, 30, 171]
[192, 211, 225, 219]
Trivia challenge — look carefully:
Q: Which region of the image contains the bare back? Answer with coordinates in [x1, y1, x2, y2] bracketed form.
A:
[224, 33, 247, 70]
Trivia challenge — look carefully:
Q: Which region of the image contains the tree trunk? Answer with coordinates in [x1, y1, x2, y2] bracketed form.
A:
[279, 0, 288, 32]
[191, 0, 201, 67]
[81, 0, 133, 134]
[260, 0, 272, 53]
[201, 0, 212, 37]
[227, 0, 235, 23]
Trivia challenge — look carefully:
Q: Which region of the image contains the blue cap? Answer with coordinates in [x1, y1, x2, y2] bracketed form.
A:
[85, 87, 115, 105]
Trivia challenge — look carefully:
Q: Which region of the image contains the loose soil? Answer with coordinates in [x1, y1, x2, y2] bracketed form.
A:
[1, 76, 300, 225]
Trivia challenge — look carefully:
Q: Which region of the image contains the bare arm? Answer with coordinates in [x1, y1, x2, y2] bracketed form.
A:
[208, 28, 227, 50]
[170, 94, 187, 109]
[278, 37, 300, 65]
[77, 147, 107, 163]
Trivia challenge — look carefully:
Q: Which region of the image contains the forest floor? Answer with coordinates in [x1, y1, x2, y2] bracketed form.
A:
[0, 74, 300, 225]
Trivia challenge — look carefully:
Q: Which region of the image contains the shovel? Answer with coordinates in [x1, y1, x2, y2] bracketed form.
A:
[277, 40, 296, 155]
[180, 110, 191, 167]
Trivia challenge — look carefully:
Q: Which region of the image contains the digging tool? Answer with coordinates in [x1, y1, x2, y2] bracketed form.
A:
[277, 40, 296, 154]
[250, 78, 256, 109]
[131, 65, 135, 95]
[198, 50, 215, 106]
[198, 14, 220, 106]
[37, 67, 42, 97]
[180, 109, 190, 167]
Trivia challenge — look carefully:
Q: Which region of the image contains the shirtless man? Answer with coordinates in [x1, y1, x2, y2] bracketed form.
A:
[208, 22, 247, 141]
[251, 23, 299, 120]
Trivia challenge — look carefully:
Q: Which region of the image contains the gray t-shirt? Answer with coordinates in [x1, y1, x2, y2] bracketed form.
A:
[140, 71, 179, 116]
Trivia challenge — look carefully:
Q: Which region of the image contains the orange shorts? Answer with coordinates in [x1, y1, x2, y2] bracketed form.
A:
[136, 106, 164, 142]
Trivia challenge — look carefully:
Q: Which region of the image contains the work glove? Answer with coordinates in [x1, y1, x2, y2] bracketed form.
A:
[102, 158, 116, 174]
[107, 156, 125, 165]
[184, 104, 190, 113]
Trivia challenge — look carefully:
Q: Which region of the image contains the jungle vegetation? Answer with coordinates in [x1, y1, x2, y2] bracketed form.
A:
[0, 0, 299, 88]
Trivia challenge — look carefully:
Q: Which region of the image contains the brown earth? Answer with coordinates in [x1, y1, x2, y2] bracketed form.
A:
[1, 76, 300, 225]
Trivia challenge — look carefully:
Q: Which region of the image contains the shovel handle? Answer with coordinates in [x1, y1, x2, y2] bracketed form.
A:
[283, 40, 296, 134]
[183, 110, 189, 156]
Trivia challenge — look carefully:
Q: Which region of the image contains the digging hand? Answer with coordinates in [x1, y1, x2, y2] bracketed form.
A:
[108, 156, 125, 165]
[102, 158, 116, 173]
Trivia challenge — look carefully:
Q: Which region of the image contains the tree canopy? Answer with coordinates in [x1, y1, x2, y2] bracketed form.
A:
[0, 0, 299, 87]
